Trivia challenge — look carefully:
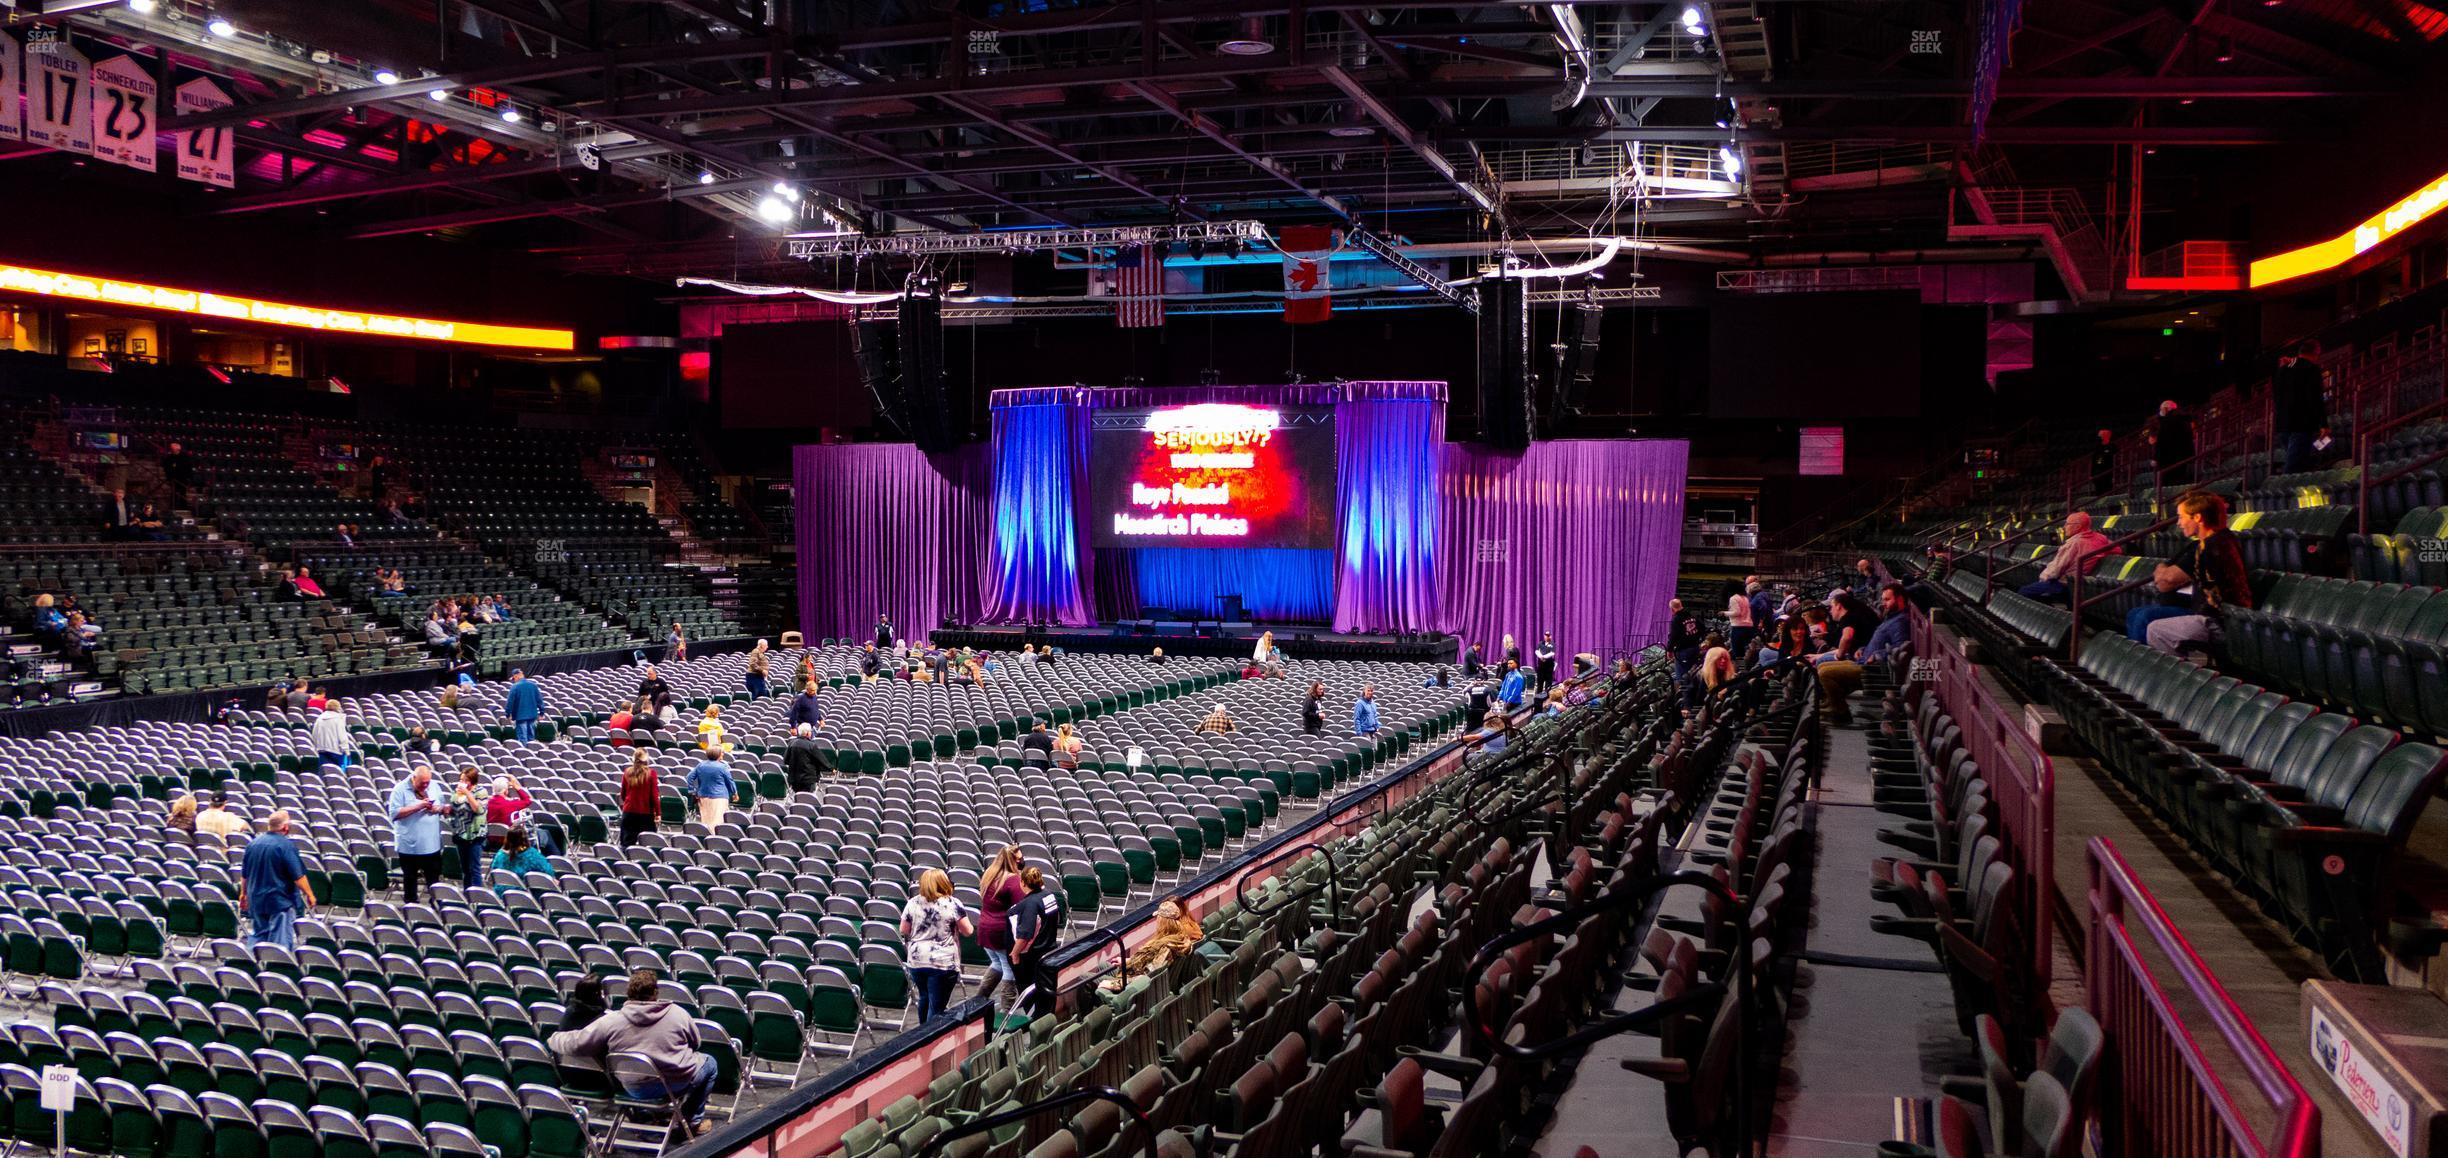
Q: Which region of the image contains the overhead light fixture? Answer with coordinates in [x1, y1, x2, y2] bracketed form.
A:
[500, 106, 521, 124]
[206, 14, 236, 36]
[1682, 6, 1705, 31]
[1326, 106, 1374, 137]
[373, 69, 400, 85]
[429, 89, 450, 101]
[1721, 145, 1741, 174]
[128, 0, 158, 13]
[756, 196, 796, 225]
[1219, 17, 1275, 56]
[698, 171, 717, 185]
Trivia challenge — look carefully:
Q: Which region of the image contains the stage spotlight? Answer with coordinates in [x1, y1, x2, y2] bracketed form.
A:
[1721, 145, 1742, 174]
[429, 89, 451, 101]
[697, 171, 716, 185]
[206, 13, 236, 36]
[500, 106, 522, 124]
[1680, 6, 1703, 32]
[756, 196, 795, 225]
[373, 69, 400, 85]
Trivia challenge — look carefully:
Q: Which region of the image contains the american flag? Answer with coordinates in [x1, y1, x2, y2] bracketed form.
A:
[1115, 243, 1165, 329]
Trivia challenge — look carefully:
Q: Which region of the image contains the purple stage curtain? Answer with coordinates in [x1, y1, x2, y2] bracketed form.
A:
[980, 388, 1096, 625]
[1437, 439, 1689, 663]
[792, 443, 989, 642]
[1331, 383, 1446, 633]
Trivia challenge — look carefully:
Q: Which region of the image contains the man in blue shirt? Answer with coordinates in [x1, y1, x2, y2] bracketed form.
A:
[1497, 660, 1527, 708]
[1351, 684, 1381, 736]
[1814, 584, 1912, 727]
[504, 669, 545, 742]
[389, 765, 450, 904]
[239, 810, 312, 950]
[688, 749, 736, 828]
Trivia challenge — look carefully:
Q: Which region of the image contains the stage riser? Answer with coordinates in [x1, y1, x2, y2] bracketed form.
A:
[927, 625, 1454, 662]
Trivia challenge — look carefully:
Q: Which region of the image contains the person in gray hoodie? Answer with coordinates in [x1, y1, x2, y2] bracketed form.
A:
[548, 969, 718, 1126]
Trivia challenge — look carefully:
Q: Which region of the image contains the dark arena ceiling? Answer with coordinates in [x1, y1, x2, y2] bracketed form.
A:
[7, 0, 2441, 283]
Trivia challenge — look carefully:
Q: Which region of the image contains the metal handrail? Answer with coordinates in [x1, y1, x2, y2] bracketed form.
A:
[2357, 396, 2448, 535]
[1231, 834, 1347, 926]
[918, 1086, 1160, 1158]
[2151, 427, 2264, 512]
[2064, 516, 2176, 660]
[1980, 521, 2050, 602]
[1457, 869, 1758, 1158]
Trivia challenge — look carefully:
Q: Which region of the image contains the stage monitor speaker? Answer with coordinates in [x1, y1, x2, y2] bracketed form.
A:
[1476, 276, 1533, 449]
[1195, 620, 1221, 638]
[1221, 621, 1253, 635]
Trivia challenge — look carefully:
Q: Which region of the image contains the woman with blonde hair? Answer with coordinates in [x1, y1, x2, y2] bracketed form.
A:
[899, 869, 974, 1024]
[1102, 896, 1204, 991]
[1053, 723, 1082, 770]
[974, 845, 1028, 1011]
[695, 703, 725, 752]
[167, 796, 198, 834]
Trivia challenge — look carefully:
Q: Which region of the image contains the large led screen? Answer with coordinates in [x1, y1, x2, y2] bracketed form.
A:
[1088, 403, 1337, 549]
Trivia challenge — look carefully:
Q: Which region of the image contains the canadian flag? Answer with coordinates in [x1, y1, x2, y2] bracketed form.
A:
[1280, 225, 1336, 324]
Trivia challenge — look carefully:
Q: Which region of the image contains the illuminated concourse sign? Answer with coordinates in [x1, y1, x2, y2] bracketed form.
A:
[0, 263, 576, 351]
[2250, 169, 2448, 289]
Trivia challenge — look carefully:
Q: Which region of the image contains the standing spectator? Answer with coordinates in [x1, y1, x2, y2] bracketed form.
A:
[1020, 721, 1054, 766]
[311, 701, 354, 769]
[1497, 660, 1527, 709]
[490, 828, 554, 893]
[975, 846, 1028, 1017]
[2089, 429, 2119, 495]
[1747, 578, 1776, 635]
[2273, 340, 2327, 475]
[548, 970, 718, 1132]
[196, 791, 247, 838]
[159, 441, 194, 506]
[1501, 632, 1522, 667]
[1301, 681, 1325, 735]
[637, 666, 672, 712]
[784, 723, 828, 792]
[1724, 582, 1756, 659]
[744, 640, 772, 699]
[2152, 401, 2196, 485]
[666, 622, 688, 663]
[1534, 631, 1559, 693]
[1665, 598, 1702, 686]
[1008, 866, 1068, 1019]
[875, 614, 895, 649]
[366, 454, 390, 502]
[1352, 683, 1381, 736]
[305, 685, 331, 713]
[446, 767, 490, 887]
[388, 766, 450, 904]
[628, 696, 665, 741]
[687, 747, 735, 828]
[858, 646, 885, 682]
[2311, 425, 2343, 467]
[505, 669, 544, 743]
[2019, 511, 2114, 603]
[619, 750, 660, 848]
[900, 869, 973, 1025]
[239, 810, 312, 950]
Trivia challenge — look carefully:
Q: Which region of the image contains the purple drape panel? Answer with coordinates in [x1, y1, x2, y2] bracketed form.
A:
[1330, 387, 1445, 633]
[1436, 440, 1689, 662]
[793, 443, 990, 641]
[980, 389, 1096, 625]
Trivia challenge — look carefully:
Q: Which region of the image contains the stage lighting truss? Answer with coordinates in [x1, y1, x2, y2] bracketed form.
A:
[786, 221, 1270, 261]
[841, 283, 1660, 322]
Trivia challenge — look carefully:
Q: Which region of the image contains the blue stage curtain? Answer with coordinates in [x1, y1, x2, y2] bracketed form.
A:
[792, 443, 990, 642]
[1331, 381, 1446, 633]
[981, 387, 1096, 625]
[1437, 439, 1690, 664]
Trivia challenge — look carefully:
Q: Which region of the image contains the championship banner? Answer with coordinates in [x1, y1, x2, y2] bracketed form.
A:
[1280, 225, 1335, 324]
[0, 34, 22, 143]
[173, 77, 235, 188]
[24, 42, 91, 156]
[89, 54, 156, 172]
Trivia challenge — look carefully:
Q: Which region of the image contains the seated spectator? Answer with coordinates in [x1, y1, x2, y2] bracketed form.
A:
[130, 503, 166, 540]
[1054, 722, 1082, 770]
[628, 697, 665, 739]
[490, 827, 554, 892]
[333, 524, 355, 549]
[559, 975, 608, 1036]
[425, 612, 456, 654]
[1148, 647, 1168, 664]
[2018, 511, 2113, 604]
[402, 727, 435, 756]
[547, 969, 719, 1131]
[487, 773, 558, 855]
[168, 796, 198, 834]
[493, 595, 517, 621]
[305, 685, 331, 713]
[30, 594, 66, 638]
[1195, 703, 1236, 735]
[1814, 583, 1912, 726]
[695, 704, 726, 752]
[195, 791, 247, 838]
[607, 703, 636, 743]
[1100, 896, 1203, 993]
[1020, 721, 1055, 766]
[2132, 490, 2253, 659]
[1464, 710, 1512, 755]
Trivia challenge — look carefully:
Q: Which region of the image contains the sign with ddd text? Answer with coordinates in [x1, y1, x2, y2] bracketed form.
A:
[89, 54, 157, 173]
[1089, 404, 1338, 549]
[25, 42, 92, 156]
[173, 78, 236, 188]
[0, 263, 576, 351]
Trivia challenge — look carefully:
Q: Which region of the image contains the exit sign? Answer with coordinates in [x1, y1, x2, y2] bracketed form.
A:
[1800, 426, 1844, 476]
